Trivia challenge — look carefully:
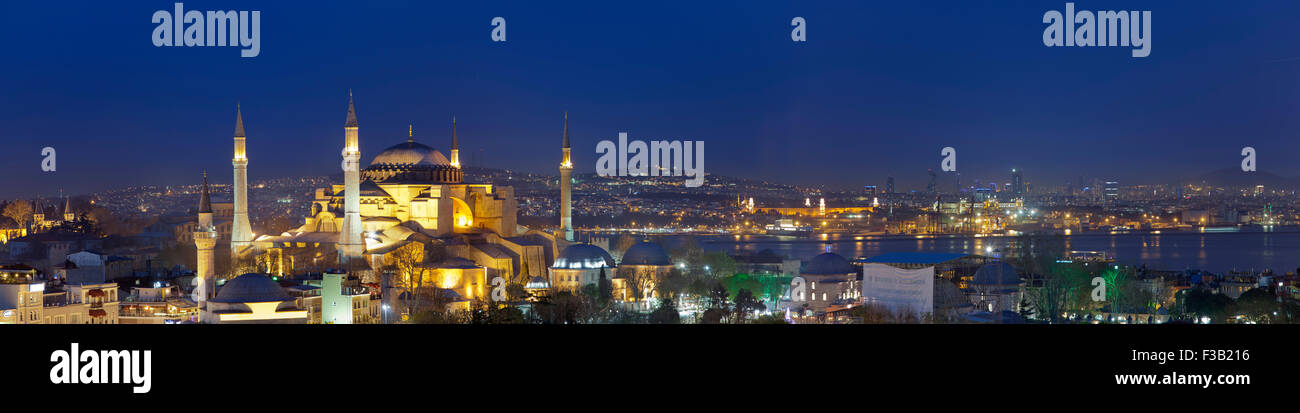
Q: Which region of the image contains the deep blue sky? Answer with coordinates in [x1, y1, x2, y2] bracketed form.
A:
[2, 0, 1299, 199]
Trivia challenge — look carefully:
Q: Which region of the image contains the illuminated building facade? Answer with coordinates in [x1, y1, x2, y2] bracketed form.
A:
[247, 93, 553, 287]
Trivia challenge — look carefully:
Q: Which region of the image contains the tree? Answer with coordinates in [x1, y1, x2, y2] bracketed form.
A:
[750, 313, 788, 324]
[655, 267, 689, 302]
[699, 251, 738, 278]
[700, 283, 732, 324]
[227, 253, 260, 279]
[732, 288, 766, 323]
[1234, 288, 1277, 323]
[1100, 267, 1130, 314]
[649, 299, 680, 324]
[1028, 263, 1090, 323]
[597, 267, 613, 305]
[469, 304, 525, 324]
[1017, 296, 1036, 320]
[1180, 288, 1232, 323]
[384, 242, 428, 318]
[3, 200, 32, 229]
[385, 242, 427, 289]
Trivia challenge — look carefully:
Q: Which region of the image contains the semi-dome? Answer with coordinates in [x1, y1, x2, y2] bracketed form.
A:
[971, 262, 1021, 286]
[553, 244, 616, 269]
[802, 252, 854, 275]
[369, 141, 450, 167]
[621, 242, 671, 266]
[212, 273, 292, 303]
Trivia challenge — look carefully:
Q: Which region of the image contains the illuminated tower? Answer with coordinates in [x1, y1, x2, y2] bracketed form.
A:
[62, 197, 73, 222]
[32, 199, 44, 230]
[193, 172, 218, 323]
[449, 116, 460, 168]
[337, 90, 365, 263]
[559, 112, 574, 242]
[230, 103, 254, 257]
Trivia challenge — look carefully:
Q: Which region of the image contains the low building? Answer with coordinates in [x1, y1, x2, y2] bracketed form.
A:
[204, 273, 308, 324]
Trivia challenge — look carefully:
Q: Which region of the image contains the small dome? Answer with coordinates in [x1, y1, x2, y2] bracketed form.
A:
[212, 273, 291, 303]
[554, 244, 616, 269]
[369, 141, 450, 167]
[621, 242, 671, 266]
[971, 262, 1021, 286]
[525, 276, 549, 290]
[803, 252, 854, 275]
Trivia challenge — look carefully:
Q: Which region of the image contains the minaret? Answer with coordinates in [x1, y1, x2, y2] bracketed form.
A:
[559, 112, 574, 242]
[337, 90, 365, 264]
[230, 103, 254, 257]
[193, 172, 218, 323]
[449, 116, 460, 168]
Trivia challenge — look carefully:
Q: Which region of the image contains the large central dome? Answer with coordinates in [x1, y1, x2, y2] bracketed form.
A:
[363, 139, 463, 184]
[369, 141, 450, 167]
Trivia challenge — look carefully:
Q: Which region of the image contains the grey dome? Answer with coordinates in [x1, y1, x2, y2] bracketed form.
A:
[369, 141, 450, 167]
[553, 244, 616, 269]
[971, 262, 1021, 286]
[621, 242, 671, 266]
[212, 273, 291, 303]
[803, 252, 854, 275]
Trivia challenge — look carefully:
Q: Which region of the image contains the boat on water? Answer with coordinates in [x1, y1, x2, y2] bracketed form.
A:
[765, 219, 813, 237]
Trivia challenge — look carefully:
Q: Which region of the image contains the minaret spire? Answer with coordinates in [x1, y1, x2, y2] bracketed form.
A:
[345, 89, 358, 128]
[234, 102, 245, 137]
[562, 111, 570, 149]
[198, 171, 213, 214]
[449, 116, 460, 168]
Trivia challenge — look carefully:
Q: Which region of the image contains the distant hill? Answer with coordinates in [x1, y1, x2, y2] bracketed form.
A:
[1186, 168, 1298, 190]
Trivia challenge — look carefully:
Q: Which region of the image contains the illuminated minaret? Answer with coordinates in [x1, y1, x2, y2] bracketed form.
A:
[337, 90, 365, 263]
[449, 116, 460, 168]
[230, 103, 254, 257]
[193, 172, 217, 323]
[559, 112, 573, 242]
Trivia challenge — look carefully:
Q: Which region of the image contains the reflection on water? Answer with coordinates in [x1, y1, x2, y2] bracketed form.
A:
[672, 231, 1300, 274]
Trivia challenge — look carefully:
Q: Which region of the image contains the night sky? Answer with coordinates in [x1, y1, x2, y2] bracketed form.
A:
[2, 0, 1299, 199]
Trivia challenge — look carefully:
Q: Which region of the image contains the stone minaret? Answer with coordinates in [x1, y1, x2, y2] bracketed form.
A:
[449, 116, 460, 168]
[337, 90, 365, 263]
[193, 172, 218, 323]
[230, 103, 254, 257]
[559, 112, 573, 242]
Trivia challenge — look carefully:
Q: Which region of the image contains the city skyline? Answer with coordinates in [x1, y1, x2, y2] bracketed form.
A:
[5, 1, 1300, 199]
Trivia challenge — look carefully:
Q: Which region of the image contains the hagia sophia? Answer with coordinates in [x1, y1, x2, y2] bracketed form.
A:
[189, 91, 674, 322]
